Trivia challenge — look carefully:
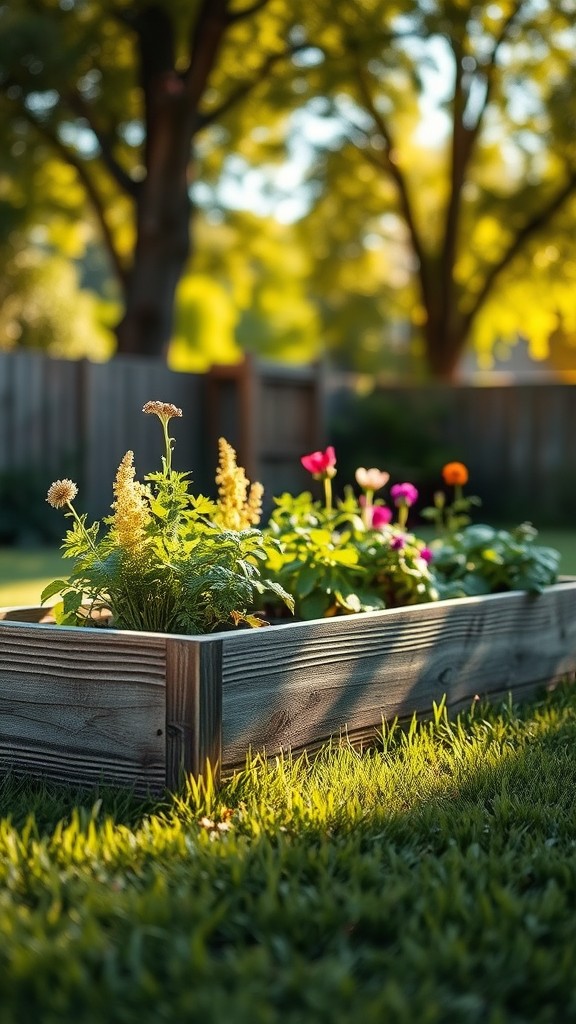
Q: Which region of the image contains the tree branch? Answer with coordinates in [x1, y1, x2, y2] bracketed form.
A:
[196, 43, 309, 131]
[65, 90, 139, 198]
[462, 1, 524, 151]
[352, 63, 431, 311]
[226, 0, 270, 24]
[12, 101, 128, 293]
[440, 3, 525, 327]
[463, 169, 576, 332]
[185, 0, 231, 107]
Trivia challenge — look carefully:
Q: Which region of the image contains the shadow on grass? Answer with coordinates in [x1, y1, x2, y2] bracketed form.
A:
[3, 679, 575, 841]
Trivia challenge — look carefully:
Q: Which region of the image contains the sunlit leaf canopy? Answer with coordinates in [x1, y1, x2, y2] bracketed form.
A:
[1, 0, 576, 376]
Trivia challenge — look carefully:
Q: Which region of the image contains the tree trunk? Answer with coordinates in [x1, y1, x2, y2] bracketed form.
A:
[115, 118, 193, 358]
[423, 312, 466, 382]
[115, 195, 192, 358]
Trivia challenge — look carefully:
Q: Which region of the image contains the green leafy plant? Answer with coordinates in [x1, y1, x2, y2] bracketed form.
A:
[262, 449, 438, 620]
[42, 401, 292, 633]
[430, 522, 561, 598]
[262, 448, 561, 620]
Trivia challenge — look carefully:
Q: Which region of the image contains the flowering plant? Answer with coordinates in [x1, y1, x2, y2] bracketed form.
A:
[43, 402, 292, 633]
[43, 418, 561, 631]
[260, 450, 560, 620]
[420, 462, 559, 598]
[262, 449, 438, 619]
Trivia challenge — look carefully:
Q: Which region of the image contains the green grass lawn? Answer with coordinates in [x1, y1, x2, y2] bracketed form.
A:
[0, 548, 66, 606]
[2, 527, 576, 607]
[1, 686, 576, 1021]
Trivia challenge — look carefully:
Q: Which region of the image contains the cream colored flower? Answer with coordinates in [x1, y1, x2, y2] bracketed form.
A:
[110, 451, 151, 551]
[46, 479, 78, 509]
[355, 467, 390, 492]
[142, 400, 183, 423]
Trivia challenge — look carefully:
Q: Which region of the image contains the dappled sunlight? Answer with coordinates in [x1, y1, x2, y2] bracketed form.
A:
[1, 687, 576, 1019]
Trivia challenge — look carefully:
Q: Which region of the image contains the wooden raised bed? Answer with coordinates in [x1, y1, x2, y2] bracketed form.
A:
[2, 580, 576, 795]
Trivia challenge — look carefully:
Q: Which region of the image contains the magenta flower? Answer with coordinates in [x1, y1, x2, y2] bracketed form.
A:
[300, 446, 337, 477]
[391, 535, 405, 550]
[390, 482, 419, 507]
[420, 547, 433, 564]
[371, 505, 393, 528]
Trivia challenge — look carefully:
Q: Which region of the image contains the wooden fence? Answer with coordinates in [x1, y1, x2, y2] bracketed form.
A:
[1, 350, 575, 533]
[326, 379, 576, 524]
[0, 352, 324, 527]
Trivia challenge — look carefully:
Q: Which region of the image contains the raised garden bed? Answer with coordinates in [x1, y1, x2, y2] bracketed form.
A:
[2, 580, 576, 795]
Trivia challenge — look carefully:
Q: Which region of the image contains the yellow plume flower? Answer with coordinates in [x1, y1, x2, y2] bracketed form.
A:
[214, 438, 263, 530]
[111, 451, 151, 552]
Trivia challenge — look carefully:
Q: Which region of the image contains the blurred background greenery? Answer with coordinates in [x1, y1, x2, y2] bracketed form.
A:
[2, 0, 576, 379]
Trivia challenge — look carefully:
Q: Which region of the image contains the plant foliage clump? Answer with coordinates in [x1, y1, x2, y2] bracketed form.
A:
[42, 401, 292, 633]
[261, 448, 560, 620]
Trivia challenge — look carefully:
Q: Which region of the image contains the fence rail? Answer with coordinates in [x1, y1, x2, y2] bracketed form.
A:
[326, 378, 576, 524]
[1, 351, 575, 535]
[0, 352, 323, 530]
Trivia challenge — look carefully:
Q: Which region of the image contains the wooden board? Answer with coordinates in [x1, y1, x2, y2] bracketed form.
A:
[0, 620, 166, 794]
[219, 583, 576, 765]
[2, 581, 576, 790]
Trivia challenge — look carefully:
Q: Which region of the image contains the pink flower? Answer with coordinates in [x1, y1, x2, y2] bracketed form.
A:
[300, 446, 337, 477]
[371, 505, 393, 528]
[420, 547, 433, 564]
[390, 482, 419, 507]
[355, 467, 390, 492]
[391, 535, 405, 550]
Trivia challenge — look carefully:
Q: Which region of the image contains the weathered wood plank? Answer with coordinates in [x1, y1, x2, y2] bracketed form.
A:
[0, 606, 48, 623]
[2, 582, 576, 789]
[165, 637, 222, 789]
[0, 621, 167, 794]
[220, 583, 576, 766]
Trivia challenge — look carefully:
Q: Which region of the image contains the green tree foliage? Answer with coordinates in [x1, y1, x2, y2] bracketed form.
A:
[217, 0, 576, 377]
[288, 0, 576, 378]
[0, 0, 307, 359]
[3, 0, 576, 377]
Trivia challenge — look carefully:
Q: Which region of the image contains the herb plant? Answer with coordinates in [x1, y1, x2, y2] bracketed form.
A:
[43, 401, 292, 633]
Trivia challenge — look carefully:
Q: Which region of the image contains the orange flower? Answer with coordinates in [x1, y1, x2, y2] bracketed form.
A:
[442, 462, 469, 486]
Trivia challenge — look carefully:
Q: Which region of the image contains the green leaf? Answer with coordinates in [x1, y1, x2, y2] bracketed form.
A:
[293, 564, 318, 598]
[149, 498, 169, 519]
[40, 579, 67, 604]
[62, 590, 84, 617]
[299, 591, 332, 621]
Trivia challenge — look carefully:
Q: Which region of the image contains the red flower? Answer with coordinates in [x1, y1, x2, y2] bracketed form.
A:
[371, 505, 393, 528]
[301, 446, 337, 477]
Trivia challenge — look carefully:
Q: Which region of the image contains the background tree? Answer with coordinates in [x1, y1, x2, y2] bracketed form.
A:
[4, 0, 576, 379]
[0, 0, 306, 358]
[233, 0, 576, 379]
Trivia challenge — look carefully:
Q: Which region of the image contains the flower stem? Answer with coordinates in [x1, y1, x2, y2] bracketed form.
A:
[162, 420, 173, 477]
[323, 475, 333, 513]
[362, 488, 374, 528]
[67, 502, 98, 552]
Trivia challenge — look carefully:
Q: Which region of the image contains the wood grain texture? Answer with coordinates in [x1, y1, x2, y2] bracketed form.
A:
[219, 582, 576, 766]
[3, 582, 576, 789]
[165, 637, 222, 789]
[0, 606, 48, 623]
[0, 620, 167, 794]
